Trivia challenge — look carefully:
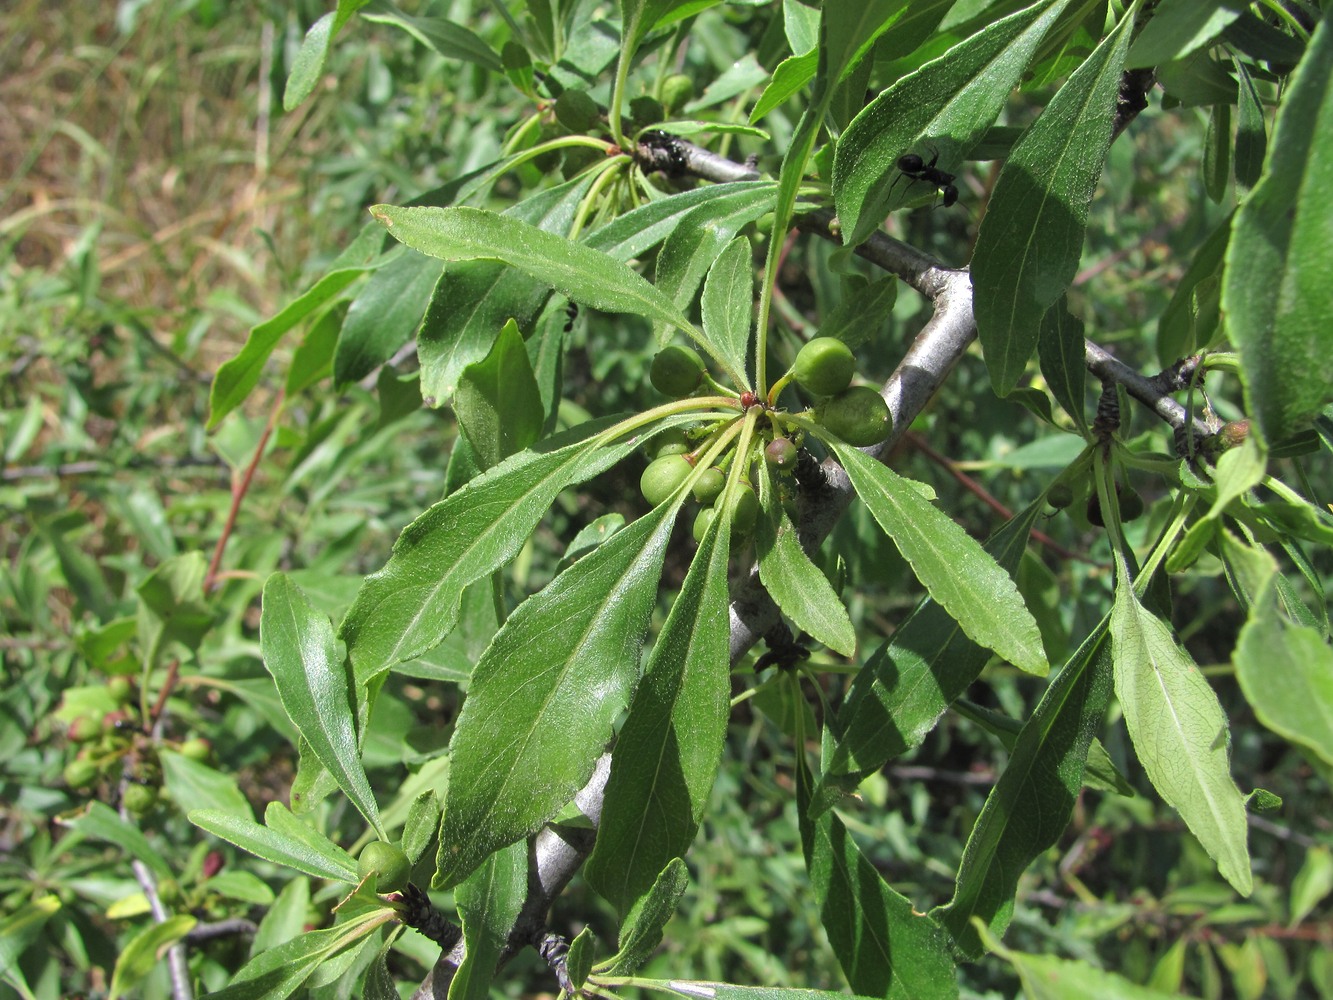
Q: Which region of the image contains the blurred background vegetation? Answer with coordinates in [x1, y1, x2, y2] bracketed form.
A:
[1, 2, 1329, 998]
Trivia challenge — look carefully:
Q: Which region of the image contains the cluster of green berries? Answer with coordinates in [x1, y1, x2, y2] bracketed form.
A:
[792, 338, 892, 447]
[63, 677, 211, 817]
[640, 337, 892, 544]
[639, 430, 762, 547]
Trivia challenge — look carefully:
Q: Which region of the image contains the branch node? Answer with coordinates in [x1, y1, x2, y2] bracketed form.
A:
[536, 930, 576, 996]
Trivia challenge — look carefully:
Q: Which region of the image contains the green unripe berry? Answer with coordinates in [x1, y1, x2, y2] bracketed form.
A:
[650, 345, 706, 397]
[692, 506, 716, 544]
[1047, 483, 1074, 509]
[64, 757, 99, 790]
[795, 338, 856, 397]
[68, 716, 101, 744]
[179, 737, 212, 762]
[819, 386, 892, 447]
[724, 483, 760, 535]
[692, 467, 726, 504]
[653, 430, 691, 458]
[661, 73, 695, 112]
[1118, 487, 1145, 522]
[358, 841, 411, 893]
[640, 454, 693, 507]
[108, 677, 133, 705]
[765, 437, 798, 469]
[123, 783, 158, 817]
[554, 89, 600, 132]
[629, 95, 665, 128]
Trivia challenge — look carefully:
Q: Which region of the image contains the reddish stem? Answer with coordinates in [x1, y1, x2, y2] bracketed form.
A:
[905, 431, 1103, 567]
[204, 389, 285, 594]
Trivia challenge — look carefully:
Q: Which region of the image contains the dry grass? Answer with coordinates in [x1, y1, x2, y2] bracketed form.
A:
[0, 0, 344, 369]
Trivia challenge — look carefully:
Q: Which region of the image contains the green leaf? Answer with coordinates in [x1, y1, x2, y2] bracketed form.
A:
[1222, 17, 1333, 444]
[700, 237, 755, 388]
[996, 942, 1185, 999]
[1235, 578, 1333, 768]
[283, 11, 332, 112]
[107, 915, 196, 1000]
[260, 573, 385, 839]
[936, 618, 1114, 956]
[1289, 846, 1333, 926]
[341, 417, 688, 681]
[755, 464, 856, 658]
[584, 506, 732, 916]
[1111, 558, 1252, 895]
[0, 896, 60, 998]
[750, 50, 819, 123]
[209, 224, 383, 426]
[834, 0, 1073, 246]
[825, 501, 1041, 778]
[652, 981, 883, 1000]
[1037, 299, 1089, 435]
[797, 750, 958, 1000]
[455, 319, 544, 470]
[62, 802, 174, 882]
[584, 181, 776, 261]
[401, 790, 441, 865]
[1203, 101, 1232, 203]
[435, 502, 680, 888]
[599, 858, 690, 976]
[972, 7, 1135, 395]
[418, 173, 595, 406]
[207, 909, 394, 1000]
[652, 188, 775, 384]
[1157, 212, 1231, 364]
[136, 551, 212, 666]
[360, 1, 502, 71]
[827, 440, 1047, 675]
[333, 248, 442, 386]
[1126, 0, 1242, 69]
[1234, 57, 1267, 189]
[814, 276, 896, 350]
[449, 840, 527, 1000]
[821, 1, 909, 89]
[189, 806, 359, 883]
[370, 205, 692, 334]
[158, 749, 251, 818]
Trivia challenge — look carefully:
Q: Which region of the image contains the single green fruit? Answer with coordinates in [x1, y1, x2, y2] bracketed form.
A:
[653, 430, 691, 457]
[359, 841, 411, 893]
[650, 345, 706, 397]
[123, 782, 158, 817]
[765, 437, 798, 469]
[661, 73, 695, 112]
[692, 467, 726, 504]
[795, 338, 856, 397]
[108, 677, 132, 705]
[179, 737, 212, 762]
[629, 95, 664, 128]
[819, 386, 892, 447]
[692, 506, 716, 544]
[640, 454, 693, 507]
[1047, 483, 1074, 509]
[68, 716, 101, 744]
[554, 89, 600, 132]
[723, 483, 760, 535]
[1118, 487, 1145, 522]
[64, 757, 99, 790]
